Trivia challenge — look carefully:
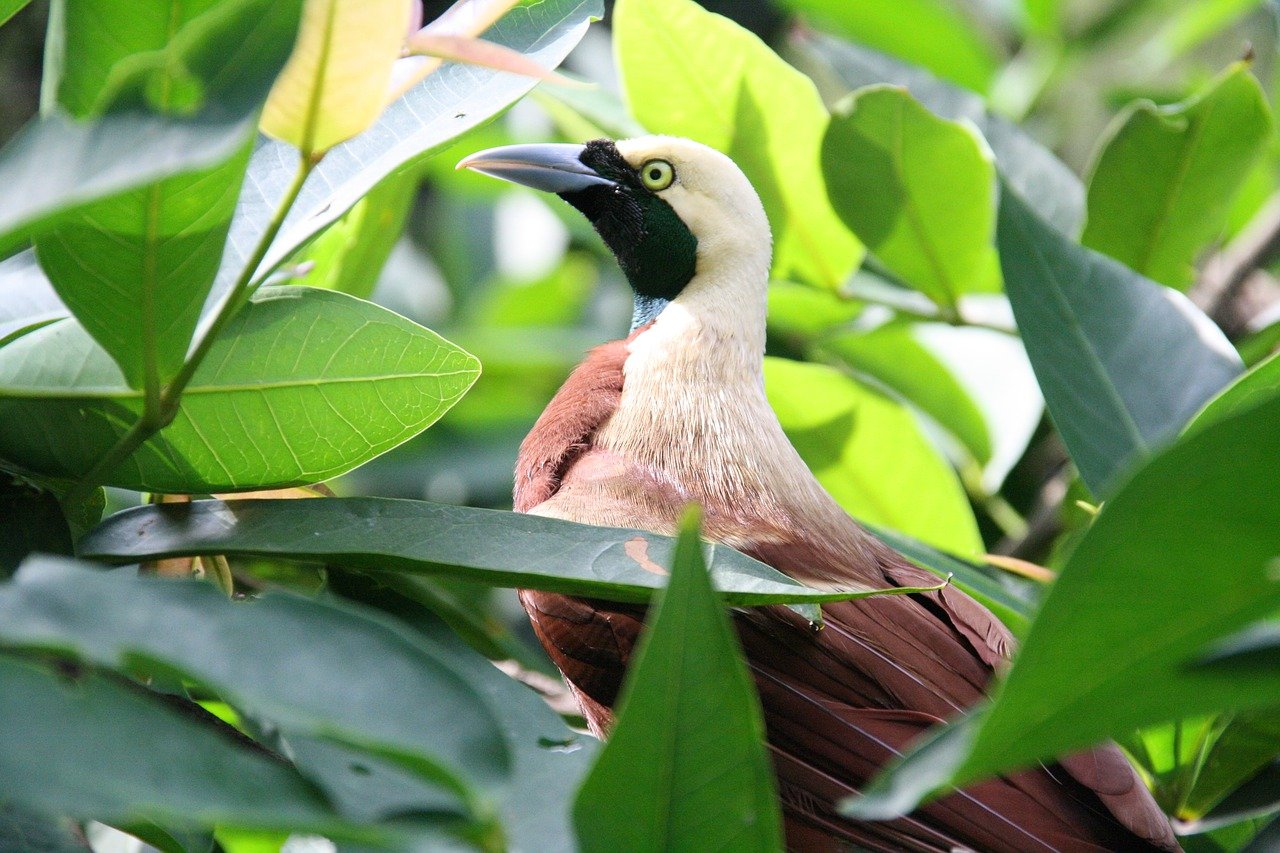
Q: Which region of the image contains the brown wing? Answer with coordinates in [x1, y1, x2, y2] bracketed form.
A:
[513, 337, 1178, 851]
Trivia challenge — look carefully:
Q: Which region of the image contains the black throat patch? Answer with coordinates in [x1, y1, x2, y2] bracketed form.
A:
[557, 140, 698, 327]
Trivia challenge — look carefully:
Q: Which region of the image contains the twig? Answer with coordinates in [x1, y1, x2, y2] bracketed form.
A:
[1196, 194, 1280, 338]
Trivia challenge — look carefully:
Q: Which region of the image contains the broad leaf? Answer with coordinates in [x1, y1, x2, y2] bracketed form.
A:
[261, 0, 411, 154]
[0, 558, 508, 808]
[778, 0, 998, 93]
[0, 287, 480, 492]
[846, 393, 1280, 818]
[0, 0, 30, 26]
[765, 356, 982, 555]
[0, 650, 365, 840]
[77, 496, 930, 607]
[1186, 711, 1280, 820]
[213, 0, 601, 305]
[997, 184, 1241, 496]
[613, 0, 861, 289]
[1188, 349, 1280, 434]
[0, 0, 302, 254]
[1083, 63, 1272, 290]
[0, 251, 66, 347]
[793, 31, 1083, 237]
[573, 510, 783, 852]
[823, 86, 1000, 312]
[820, 325, 992, 463]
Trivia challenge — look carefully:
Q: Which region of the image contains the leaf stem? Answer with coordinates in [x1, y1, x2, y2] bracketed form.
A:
[65, 155, 317, 511]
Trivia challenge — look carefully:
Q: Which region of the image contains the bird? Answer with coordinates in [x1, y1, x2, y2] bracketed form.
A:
[459, 136, 1180, 852]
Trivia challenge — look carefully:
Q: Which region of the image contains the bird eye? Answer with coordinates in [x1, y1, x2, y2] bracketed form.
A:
[640, 159, 675, 191]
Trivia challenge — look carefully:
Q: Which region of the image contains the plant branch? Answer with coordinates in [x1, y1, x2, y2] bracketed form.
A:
[1196, 193, 1280, 339]
[65, 156, 317, 510]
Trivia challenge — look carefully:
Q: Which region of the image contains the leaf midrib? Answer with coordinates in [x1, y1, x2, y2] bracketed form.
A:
[0, 368, 478, 400]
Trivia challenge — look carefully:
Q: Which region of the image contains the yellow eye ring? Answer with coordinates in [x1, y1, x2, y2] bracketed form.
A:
[640, 159, 675, 191]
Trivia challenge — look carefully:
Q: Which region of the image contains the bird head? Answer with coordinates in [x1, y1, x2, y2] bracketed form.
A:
[459, 136, 771, 331]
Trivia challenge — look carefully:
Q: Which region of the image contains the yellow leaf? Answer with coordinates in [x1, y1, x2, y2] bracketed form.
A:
[261, 0, 413, 156]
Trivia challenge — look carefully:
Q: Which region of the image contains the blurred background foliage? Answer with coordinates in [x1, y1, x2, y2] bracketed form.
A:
[3, 0, 1280, 848]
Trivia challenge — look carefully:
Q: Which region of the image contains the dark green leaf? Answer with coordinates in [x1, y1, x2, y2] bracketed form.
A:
[778, 0, 998, 93]
[0, 287, 480, 492]
[997, 183, 1241, 496]
[1186, 711, 1280, 820]
[820, 325, 993, 463]
[823, 86, 1000, 311]
[573, 509, 783, 852]
[847, 393, 1280, 818]
[0, 804, 85, 853]
[0, 0, 302, 254]
[78, 496, 930, 606]
[0, 651, 363, 839]
[792, 31, 1084, 236]
[216, 0, 602, 300]
[1083, 63, 1272, 290]
[0, 477, 72, 576]
[1193, 760, 1280, 834]
[0, 558, 509, 807]
[765, 357, 982, 555]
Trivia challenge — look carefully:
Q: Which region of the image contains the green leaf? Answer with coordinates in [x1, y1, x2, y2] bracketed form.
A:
[218, 0, 602, 301]
[1083, 63, 1272, 290]
[823, 86, 1000, 311]
[997, 183, 1242, 496]
[764, 356, 982, 556]
[0, 804, 85, 853]
[0, 650, 364, 839]
[1186, 711, 1280, 820]
[792, 31, 1084, 237]
[820, 325, 993, 463]
[35, 145, 252, 390]
[0, 558, 509, 809]
[0, 286, 480, 493]
[0, 0, 30, 27]
[0, 478, 73, 576]
[0, 0, 303, 255]
[846, 393, 1280, 818]
[1188, 349, 1280, 434]
[287, 168, 419, 298]
[1193, 759, 1280, 834]
[613, 0, 861, 289]
[778, 0, 998, 93]
[77, 496, 931, 607]
[572, 509, 783, 852]
[0, 251, 68, 348]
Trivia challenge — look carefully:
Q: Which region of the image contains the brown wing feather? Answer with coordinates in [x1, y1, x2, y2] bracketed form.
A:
[513, 335, 1178, 851]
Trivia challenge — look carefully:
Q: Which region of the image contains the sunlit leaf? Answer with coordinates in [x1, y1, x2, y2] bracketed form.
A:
[1188, 349, 1280, 434]
[261, 0, 411, 155]
[573, 509, 783, 852]
[846, 393, 1280, 818]
[778, 0, 999, 93]
[765, 356, 982, 555]
[614, 0, 861, 289]
[997, 184, 1241, 496]
[1083, 63, 1272, 290]
[0, 287, 480, 492]
[824, 86, 1000, 312]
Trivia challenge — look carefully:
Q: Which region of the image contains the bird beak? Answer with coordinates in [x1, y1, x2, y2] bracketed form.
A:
[456, 143, 617, 194]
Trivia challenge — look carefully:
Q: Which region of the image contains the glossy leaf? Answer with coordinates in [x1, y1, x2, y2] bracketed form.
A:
[614, 0, 861, 289]
[997, 184, 1242, 496]
[573, 510, 783, 852]
[1083, 64, 1272, 290]
[820, 325, 992, 463]
[1188, 349, 1280, 434]
[78, 496, 930, 606]
[778, 0, 998, 93]
[0, 251, 66, 348]
[793, 31, 1083, 237]
[847, 393, 1280, 818]
[824, 86, 1000, 311]
[0, 287, 480, 492]
[214, 0, 601, 305]
[1186, 711, 1280, 820]
[0, 558, 508, 805]
[0, 650, 363, 839]
[261, 0, 411, 154]
[0, 0, 302, 254]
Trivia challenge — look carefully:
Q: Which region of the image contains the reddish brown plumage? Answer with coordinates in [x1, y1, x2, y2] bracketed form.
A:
[514, 333, 1179, 852]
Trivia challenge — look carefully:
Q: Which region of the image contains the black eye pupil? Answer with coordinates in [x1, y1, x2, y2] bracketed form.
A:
[649, 169, 660, 179]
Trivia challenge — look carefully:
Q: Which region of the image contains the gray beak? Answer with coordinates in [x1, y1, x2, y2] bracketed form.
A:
[457, 143, 616, 194]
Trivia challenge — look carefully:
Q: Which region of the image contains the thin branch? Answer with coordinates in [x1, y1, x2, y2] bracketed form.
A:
[1196, 193, 1280, 338]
